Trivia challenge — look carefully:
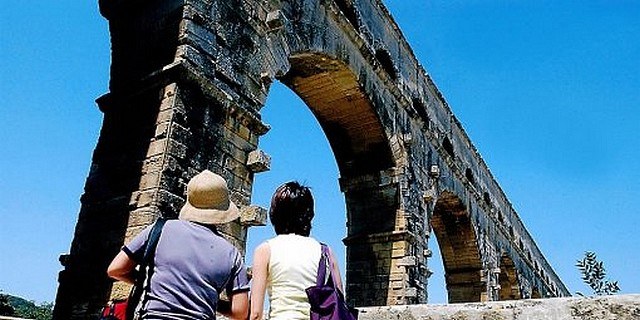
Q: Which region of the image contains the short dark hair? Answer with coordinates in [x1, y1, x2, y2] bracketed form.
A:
[269, 181, 314, 236]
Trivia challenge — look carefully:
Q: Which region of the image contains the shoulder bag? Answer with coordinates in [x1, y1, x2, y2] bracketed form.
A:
[305, 243, 358, 320]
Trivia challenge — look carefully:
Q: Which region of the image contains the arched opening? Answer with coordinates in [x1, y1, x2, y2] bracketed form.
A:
[375, 48, 398, 81]
[497, 211, 505, 224]
[334, 0, 361, 29]
[280, 53, 394, 176]
[465, 168, 475, 186]
[246, 80, 348, 309]
[431, 191, 484, 303]
[250, 53, 399, 307]
[411, 98, 430, 128]
[442, 137, 454, 159]
[531, 287, 542, 299]
[483, 192, 491, 206]
[498, 255, 521, 300]
[426, 235, 448, 304]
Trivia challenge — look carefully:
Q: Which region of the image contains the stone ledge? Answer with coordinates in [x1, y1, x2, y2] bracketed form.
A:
[357, 294, 640, 320]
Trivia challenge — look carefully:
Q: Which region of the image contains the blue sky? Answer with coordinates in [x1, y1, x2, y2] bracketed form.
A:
[1, 0, 638, 304]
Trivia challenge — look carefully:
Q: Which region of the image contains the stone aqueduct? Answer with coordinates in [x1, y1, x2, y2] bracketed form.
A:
[53, 0, 570, 318]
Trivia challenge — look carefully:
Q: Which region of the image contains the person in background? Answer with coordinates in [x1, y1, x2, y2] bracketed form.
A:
[107, 170, 249, 320]
[250, 181, 344, 320]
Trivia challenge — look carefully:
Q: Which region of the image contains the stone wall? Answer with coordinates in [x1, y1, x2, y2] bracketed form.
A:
[55, 0, 574, 317]
[358, 295, 640, 320]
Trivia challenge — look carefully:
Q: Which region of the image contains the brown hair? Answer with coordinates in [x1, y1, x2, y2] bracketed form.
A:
[269, 181, 314, 236]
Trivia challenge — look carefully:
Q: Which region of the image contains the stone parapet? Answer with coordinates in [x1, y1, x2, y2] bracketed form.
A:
[358, 294, 640, 320]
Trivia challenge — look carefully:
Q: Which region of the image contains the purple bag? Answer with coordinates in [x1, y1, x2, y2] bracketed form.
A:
[305, 244, 358, 320]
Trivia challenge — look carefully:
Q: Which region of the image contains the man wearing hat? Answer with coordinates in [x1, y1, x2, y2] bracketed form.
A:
[108, 170, 250, 319]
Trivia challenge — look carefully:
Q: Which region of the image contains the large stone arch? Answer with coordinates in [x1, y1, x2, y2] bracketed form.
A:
[278, 52, 404, 306]
[431, 191, 484, 303]
[54, 0, 570, 318]
[280, 52, 394, 176]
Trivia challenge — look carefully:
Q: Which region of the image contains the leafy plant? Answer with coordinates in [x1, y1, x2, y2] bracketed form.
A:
[576, 251, 620, 296]
[0, 292, 52, 320]
[15, 301, 53, 320]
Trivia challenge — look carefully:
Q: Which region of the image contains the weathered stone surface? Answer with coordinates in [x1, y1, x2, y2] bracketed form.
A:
[358, 295, 640, 320]
[239, 205, 267, 226]
[55, 0, 575, 318]
[246, 149, 271, 173]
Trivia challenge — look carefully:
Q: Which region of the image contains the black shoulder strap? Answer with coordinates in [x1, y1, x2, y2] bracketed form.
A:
[141, 218, 166, 265]
[139, 218, 166, 289]
[127, 218, 166, 320]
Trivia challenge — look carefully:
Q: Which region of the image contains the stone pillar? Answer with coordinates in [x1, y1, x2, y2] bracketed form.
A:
[54, 1, 187, 316]
[54, 0, 271, 318]
[341, 168, 424, 306]
[53, 80, 183, 319]
[344, 231, 418, 306]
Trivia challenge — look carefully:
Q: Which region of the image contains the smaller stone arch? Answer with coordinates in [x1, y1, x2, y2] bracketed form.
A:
[532, 287, 542, 299]
[431, 191, 484, 303]
[442, 137, 454, 159]
[334, 0, 361, 29]
[374, 48, 398, 81]
[465, 168, 475, 186]
[411, 97, 430, 127]
[498, 255, 521, 300]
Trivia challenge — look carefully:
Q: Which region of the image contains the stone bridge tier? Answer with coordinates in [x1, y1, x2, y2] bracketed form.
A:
[54, 0, 570, 318]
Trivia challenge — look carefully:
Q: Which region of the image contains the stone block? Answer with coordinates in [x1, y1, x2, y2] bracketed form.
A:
[247, 149, 271, 173]
[237, 123, 251, 141]
[157, 109, 174, 124]
[147, 139, 168, 158]
[129, 189, 155, 208]
[395, 256, 417, 267]
[266, 10, 285, 31]
[403, 287, 418, 297]
[240, 205, 267, 226]
[154, 122, 170, 139]
[139, 172, 161, 190]
[391, 249, 405, 258]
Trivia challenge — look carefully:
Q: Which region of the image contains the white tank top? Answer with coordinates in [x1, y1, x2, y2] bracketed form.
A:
[267, 234, 322, 320]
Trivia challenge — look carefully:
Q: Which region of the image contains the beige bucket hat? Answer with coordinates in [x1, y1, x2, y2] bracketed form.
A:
[179, 170, 239, 224]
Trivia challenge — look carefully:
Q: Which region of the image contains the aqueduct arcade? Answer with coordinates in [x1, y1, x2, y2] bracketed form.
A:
[53, 0, 570, 318]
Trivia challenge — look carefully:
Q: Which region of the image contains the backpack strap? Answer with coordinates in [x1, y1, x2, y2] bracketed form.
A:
[127, 218, 167, 320]
[142, 218, 166, 265]
[315, 243, 330, 287]
[139, 218, 167, 298]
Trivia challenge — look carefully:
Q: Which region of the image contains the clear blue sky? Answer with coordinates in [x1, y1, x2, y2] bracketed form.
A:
[1, 0, 638, 304]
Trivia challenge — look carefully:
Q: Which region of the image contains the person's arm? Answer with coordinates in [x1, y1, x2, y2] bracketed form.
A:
[108, 225, 151, 283]
[327, 246, 344, 292]
[107, 250, 138, 284]
[218, 291, 249, 320]
[249, 242, 270, 320]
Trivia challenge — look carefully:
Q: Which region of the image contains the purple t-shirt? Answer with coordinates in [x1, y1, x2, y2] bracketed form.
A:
[124, 219, 249, 320]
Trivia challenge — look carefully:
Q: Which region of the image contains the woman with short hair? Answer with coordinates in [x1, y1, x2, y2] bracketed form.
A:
[249, 181, 344, 320]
